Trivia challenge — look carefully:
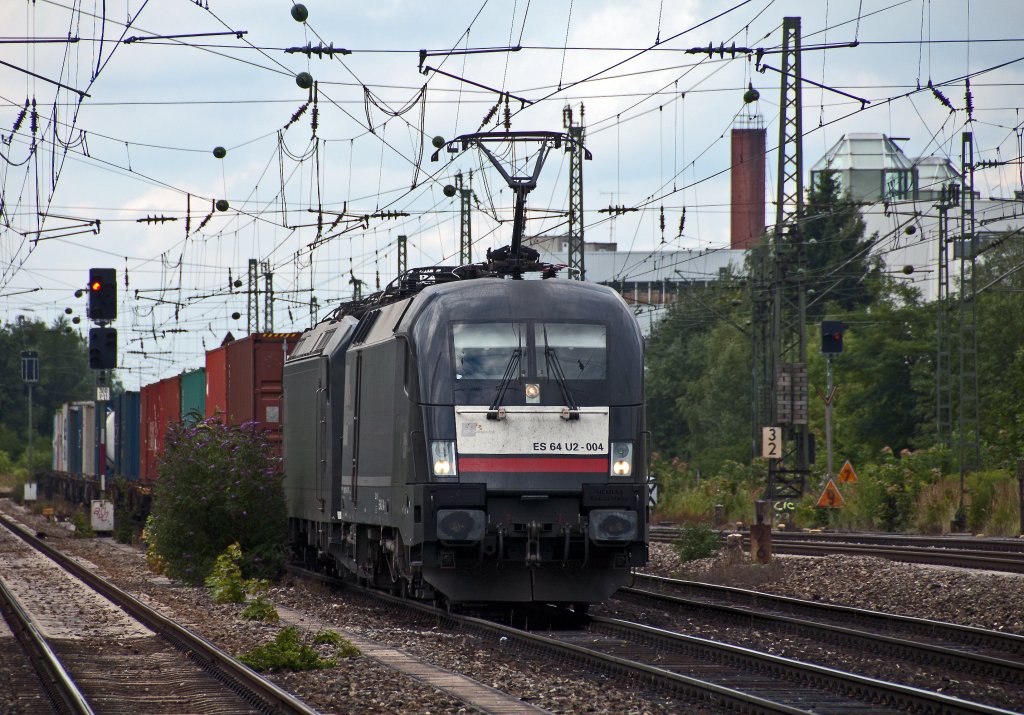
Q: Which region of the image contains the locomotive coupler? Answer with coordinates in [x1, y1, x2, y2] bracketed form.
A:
[561, 525, 571, 565]
[526, 520, 541, 566]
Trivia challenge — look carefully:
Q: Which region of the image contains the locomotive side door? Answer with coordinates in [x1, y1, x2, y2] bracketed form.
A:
[315, 372, 327, 511]
[348, 350, 363, 505]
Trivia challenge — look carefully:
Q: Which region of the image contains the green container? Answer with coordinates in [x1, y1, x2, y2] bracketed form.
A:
[180, 368, 206, 426]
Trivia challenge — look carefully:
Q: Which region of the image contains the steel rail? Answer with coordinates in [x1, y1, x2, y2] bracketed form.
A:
[631, 573, 1024, 659]
[0, 571, 94, 715]
[290, 564, 1017, 714]
[587, 615, 1019, 715]
[649, 526, 1024, 573]
[0, 513, 320, 715]
[287, 564, 811, 714]
[620, 576, 1024, 688]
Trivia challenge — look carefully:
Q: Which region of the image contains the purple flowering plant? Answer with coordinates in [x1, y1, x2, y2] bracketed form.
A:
[146, 417, 287, 585]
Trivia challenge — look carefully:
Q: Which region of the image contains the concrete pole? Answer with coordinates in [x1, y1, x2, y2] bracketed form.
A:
[27, 383, 33, 481]
[825, 356, 834, 480]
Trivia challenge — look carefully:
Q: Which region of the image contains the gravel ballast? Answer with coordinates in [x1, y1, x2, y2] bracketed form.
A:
[2, 499, 1022, 714]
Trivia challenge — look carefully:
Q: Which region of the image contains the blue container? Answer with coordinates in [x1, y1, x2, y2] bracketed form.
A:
[112, 391, 141, 479]
[68, 404, 83, 474]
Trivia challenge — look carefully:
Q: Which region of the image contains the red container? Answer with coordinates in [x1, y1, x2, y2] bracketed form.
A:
[140, 374, 182, 481]
[205, 333, 301, 459]
[205, 345, 227, 420]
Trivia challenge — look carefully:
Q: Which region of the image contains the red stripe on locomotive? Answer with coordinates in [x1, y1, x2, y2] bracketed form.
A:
[459, 455, 607, 473]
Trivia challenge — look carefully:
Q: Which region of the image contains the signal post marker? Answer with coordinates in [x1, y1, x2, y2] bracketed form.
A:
[816, 479, 845, 509]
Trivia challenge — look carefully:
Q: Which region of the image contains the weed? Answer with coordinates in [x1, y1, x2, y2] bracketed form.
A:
[239, 627, 337, 672]
[314, 630, 360, 657]
[241, 595, 280, 622]
[674, 524, 721, 561]
[69, 509, 94, 538]
[205, 543, 248, 603]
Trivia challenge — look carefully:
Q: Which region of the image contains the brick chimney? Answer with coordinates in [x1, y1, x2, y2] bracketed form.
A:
[730, 127, 766, 249]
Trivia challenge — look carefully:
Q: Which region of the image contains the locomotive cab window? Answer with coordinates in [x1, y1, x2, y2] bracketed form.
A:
[535, 323, 607, 380]
[453, 322, 525, 380]
[452, 321, 607, 382]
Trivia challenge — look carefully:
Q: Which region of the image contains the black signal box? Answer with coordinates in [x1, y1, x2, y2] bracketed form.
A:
[821, 320, 844, 354]
[89, 327, 117, 369]
[88, 268, 117, 321]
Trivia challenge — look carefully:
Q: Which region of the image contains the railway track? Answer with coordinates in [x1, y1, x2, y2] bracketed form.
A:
[650, 526, 1024, 573]
[291, 565, 1017, 715]
[611, 573, 1024, 710]
[0, 565, 91, 714]
[0, 512, 319, 715]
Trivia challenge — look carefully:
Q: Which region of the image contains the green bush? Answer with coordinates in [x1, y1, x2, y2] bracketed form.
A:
[912, 477, 959, 534]
[239, 627, 338, 672]
[205, 543, 280, 620]
[146, 418, 287, 585]
[674, 524, 722, 561]
[113, 504, 135, 544]
[966, 469, 1020, 536]
[205, 543, 248, 603]
[70, 508, 95, 538]
[0, 450, 16, 490]
[652, 456, 766, 526]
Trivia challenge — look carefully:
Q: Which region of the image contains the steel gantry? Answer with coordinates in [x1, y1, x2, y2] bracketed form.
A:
[456, 172, 473, 265]
[564, 104, 587, 281]
[247, 258, 259, 334]
[754, 16, 811, 510]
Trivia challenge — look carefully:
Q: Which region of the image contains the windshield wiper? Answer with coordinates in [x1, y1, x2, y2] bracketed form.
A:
[542, 325, 580, 420]
[488, 348, 521, 420]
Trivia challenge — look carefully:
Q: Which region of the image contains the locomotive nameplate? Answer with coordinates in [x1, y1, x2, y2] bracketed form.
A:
[455, 406, 609, 455]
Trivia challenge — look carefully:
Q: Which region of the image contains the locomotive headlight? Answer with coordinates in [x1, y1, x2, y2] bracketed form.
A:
[588, 509, 638, 542]
[437, 509, 484, 542]
[524, 383, 540, 402]
[430, 440, 458, 478]
[610, 441, 633, 477]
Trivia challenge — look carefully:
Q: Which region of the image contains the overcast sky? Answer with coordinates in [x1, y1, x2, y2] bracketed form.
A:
[2, 0, 1022, 388]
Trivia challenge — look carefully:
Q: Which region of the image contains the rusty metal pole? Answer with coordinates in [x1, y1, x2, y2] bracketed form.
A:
[750, 499, 772, 564]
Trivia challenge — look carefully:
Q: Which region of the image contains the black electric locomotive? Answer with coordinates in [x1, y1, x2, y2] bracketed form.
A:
[283, 259, 648, 606]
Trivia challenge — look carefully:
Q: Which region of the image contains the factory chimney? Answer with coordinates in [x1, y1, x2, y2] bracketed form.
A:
[730, 118, 766, 249]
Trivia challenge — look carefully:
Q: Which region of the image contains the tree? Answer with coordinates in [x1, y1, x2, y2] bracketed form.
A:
[810, 278, 935, 466]
[645, 269, 750, 470]
[970, 232, 1024, 467]
[803, 169, 883, 321]
[0, 316, 93, 462]
[147, 418, 287, 584]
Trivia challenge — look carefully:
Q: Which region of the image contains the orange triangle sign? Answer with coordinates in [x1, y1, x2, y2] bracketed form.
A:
[837, 460, 858, 484]
[816, 479, 846, 508]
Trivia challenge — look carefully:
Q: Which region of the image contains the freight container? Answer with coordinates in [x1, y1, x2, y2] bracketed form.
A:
[205, 333, 300, 459]
[205, 344, 227, 420]
[52, 406, 67, 472]
[140, 375, 182, 480]
[65, 401, 96, 476]
[180, 368, 206, 426]
[110, 391, 141, 479]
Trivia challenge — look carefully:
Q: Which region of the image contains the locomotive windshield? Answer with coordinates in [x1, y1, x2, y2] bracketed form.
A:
[453, 322, 526, 380]
[452, 320, 606, 381]
[536, 322, 607, 380]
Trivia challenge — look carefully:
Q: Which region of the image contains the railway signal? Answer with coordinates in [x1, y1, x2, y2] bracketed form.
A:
[820, 320, 844, 354]
[88, 268, 117, 321]
[89, 327, 117, 369]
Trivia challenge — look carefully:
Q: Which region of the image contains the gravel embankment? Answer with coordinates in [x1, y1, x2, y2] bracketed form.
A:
[3, 499, 1022, 714]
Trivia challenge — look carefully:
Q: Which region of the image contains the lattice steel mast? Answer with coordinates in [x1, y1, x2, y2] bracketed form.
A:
[765, 16, 810, 505]
[247, 258, 259, 334]
[564, 104, 586, 281]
